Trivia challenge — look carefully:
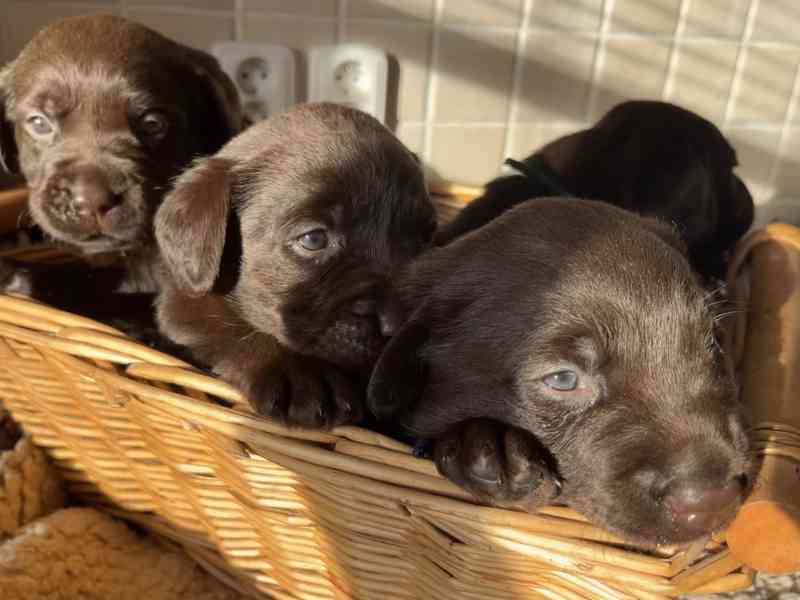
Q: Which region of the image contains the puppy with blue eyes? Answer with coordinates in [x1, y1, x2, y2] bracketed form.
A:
[368, 198, 752, 545]
[154, 102, 436, 429]
[0, 15, 242, 305]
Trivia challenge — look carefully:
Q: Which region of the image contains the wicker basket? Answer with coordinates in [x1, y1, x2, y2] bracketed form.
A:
[0, 185, 756, 600]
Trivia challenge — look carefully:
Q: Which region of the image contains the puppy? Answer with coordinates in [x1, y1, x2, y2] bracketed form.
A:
[369, 198, 752, 545]
[0, 15, 241, 301]
[155, 103, 436, 429]
[435, 101, 754, 281]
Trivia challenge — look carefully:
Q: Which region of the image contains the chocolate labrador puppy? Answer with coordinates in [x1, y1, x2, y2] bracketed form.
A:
[369, 198, 752, 545]
[435, 101, 754, 281]
[0, 15, 241, 306]
[155, 102, 436, 429]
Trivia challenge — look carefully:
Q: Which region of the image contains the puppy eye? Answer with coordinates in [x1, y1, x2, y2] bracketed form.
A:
[543, 370, 578, 391]
[26, 114, 53, 137]
[139, 111, 169, 138]
[298, 229, 329, 251]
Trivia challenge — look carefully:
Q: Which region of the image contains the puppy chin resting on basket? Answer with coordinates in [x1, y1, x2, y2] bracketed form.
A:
[154, 102, 437, 430]
[368, 199, 754, 547]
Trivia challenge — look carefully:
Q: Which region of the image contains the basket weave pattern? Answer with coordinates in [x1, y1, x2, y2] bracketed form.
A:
[0, 241, 752, 599]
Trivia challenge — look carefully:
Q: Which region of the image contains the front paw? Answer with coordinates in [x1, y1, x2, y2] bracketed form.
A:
[0, 258, 33, 296]
[434, 419, 560, 510]
[248, 353, 363, 429]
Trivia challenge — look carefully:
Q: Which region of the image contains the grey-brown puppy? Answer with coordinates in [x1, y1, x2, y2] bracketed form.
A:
[369, 198, 752, 545]
[0, 15, 241, 302]
[435, 101, 754, 281]
[155, 103, 436, 429]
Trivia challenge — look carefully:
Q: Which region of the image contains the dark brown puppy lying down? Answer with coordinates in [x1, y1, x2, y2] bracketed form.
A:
[368, 199, 752, 545]
[0, 15, 241, 307]
[155, 102, 436, 429]
[435, 101, 754, 281]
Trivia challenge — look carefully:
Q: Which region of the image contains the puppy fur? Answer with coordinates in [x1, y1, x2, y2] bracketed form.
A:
[435, 101, 754, 281]
[0, 15, 241, 299]
[369, 198, 752, 545]
[155, 102, 436, 429]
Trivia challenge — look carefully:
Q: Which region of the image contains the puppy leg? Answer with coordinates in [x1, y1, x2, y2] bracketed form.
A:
[159, 291, 363, 429]
[435, 419, 560, 510]
[0, 257, 155, 320]
[367, 307, 429, 421]
[244, 349, 362, 429]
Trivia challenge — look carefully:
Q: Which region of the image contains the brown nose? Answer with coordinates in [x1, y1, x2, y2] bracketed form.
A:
[664, 479, 742, 536]
[52, 165, 124, 221]
[349, 297, 402, 337]
[71, 166, 124, 217]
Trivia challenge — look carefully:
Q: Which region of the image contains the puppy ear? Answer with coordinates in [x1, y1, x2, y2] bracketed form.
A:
[0, 61, 19, 174]
[155, 157, 234, 296]
[181, 47, 243, 154]
[640, 215, 691, 259]
[723, 173, 754, 241]
[367, 306, 430, 421]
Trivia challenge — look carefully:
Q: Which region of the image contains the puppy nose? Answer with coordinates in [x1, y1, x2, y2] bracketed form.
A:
[350, 298, 378, 317]
[58, 166, 124, 218]
[73, 168, 124, 216]
[349, 298, 402, 337]
[664, 478, 742, 536]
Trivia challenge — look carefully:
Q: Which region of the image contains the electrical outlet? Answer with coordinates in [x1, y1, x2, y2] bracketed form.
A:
[211, 42, 296, 124]
[308, 44, 388, 123]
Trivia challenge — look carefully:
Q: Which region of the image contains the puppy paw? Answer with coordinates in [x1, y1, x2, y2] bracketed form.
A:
[434, 419, 560, 510]
[0, 259, 34, 296]
[249, 352, 363, 429]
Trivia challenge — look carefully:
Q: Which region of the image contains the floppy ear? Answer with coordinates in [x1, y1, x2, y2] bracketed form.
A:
[181, 47, 243, 155]
[722, 172, 754, 241]
[640, 215, 691, 259]
[367, 305, 430, 421]
[155, 157, 234, 296]
[0, 61, 19, 174]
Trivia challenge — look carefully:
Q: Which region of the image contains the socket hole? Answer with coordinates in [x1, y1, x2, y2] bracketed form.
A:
[334, 60, 368, 99]
[236, 57, 270, 97]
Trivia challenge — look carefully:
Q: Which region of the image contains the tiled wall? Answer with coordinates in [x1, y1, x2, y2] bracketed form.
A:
[3, 0, 800, 224]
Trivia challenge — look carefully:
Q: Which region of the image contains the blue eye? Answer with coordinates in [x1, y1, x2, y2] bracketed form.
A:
[27, 114, 53, 136]
[543, 370, 578, 391]
[298, 229, 329, 251]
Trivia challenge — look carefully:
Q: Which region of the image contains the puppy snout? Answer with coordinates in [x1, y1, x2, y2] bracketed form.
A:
[67, 166, 125, 217]
[663, 478, 743, 536]
[46, 164, 128, 227]
[348, 297, 402, 337]
[350, 298, 378, 317]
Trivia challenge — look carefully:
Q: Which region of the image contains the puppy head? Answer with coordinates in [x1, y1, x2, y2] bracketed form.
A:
[371, 199, 751, 545]
[0, 15, 241, 254]
[540, 100, 754, 280]
[156, 102, 436, 370]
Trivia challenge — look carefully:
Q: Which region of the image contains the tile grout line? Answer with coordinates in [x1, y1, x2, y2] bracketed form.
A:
[767, 58, 800, 190]
[337, 0, 347, 44]
[234, 0, 244, 41]
[421, 0, 444, 164]
[391, 120, 792, 130]
[501, 0, 535, 165]
[722, 0, 760, 128]
[585, 0, 615, 122]
[661, 0, 691, 100]
[97, 5, 800, 50]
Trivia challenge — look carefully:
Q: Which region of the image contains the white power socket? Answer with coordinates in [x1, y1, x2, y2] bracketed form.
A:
[308, 44, 388, 123]
[211, 42, 296, 124]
